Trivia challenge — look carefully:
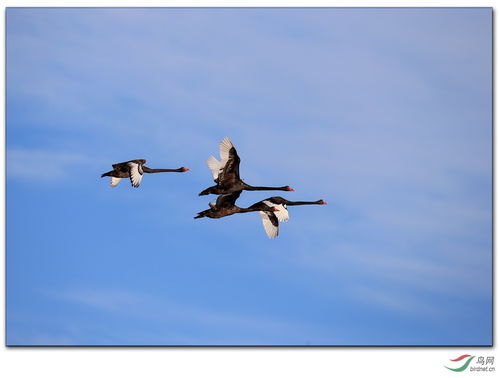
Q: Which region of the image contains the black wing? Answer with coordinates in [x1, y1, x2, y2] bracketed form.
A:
[262, 196, 288, 205]
[217, 147, 241, 184]
[215, 190, 242, 208]
[268, 212, 279, 227]
[259, 210, 279, 238]
[247, 198, 277, 212]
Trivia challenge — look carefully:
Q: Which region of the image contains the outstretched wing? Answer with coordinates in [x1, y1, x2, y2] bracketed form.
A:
[205, 137, 238, 182]
[259, 211, 279, 239]
[127, 162, 144, 187]
[215, 190, 242, 208]
[219, 137, 233, 162]
[218, 146, 241, 183]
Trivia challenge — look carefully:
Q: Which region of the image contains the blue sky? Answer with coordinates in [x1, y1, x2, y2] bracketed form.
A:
[6, 7, 491, 345]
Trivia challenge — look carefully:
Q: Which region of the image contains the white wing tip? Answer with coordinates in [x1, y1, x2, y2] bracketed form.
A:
[275, 204, 289, 222]
[206, 155, 219, 165]
[259, 211, 279, 239]
[206, 156, 223, 179]
[110, 177, 122, 187]
[219, 137, 234, 157]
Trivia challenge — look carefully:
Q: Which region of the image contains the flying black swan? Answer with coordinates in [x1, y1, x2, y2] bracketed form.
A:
[199, 137, 294, 196]
[248, 197, 328, 238]
[194, 191, 279, 219]
[101, 159, 189, 187]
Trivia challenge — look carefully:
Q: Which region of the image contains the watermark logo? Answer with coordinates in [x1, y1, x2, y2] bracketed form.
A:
[445, 355, 475, 372]
[445, 355, 495, 373]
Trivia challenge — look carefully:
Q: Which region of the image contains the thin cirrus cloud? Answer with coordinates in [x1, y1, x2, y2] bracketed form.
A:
[44, 287, 331, 345]
[351, 285, 444, 317]
[7, 148, 91, 181]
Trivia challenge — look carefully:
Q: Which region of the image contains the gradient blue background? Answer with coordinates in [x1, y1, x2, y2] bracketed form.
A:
[6, 8, 492, 345]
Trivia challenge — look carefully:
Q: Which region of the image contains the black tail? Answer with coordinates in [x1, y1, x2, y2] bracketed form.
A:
[194, 208, 213, 219]
[101, 170, 114, 178]
[198, 186, 215, 196]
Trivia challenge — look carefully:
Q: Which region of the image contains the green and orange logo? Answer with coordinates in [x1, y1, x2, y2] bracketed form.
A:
[445, 355, 475, 372]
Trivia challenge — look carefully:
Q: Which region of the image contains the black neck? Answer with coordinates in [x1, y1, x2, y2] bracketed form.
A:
[286, 200, 323, 206]
[238, 207, 261, 213]
[243, 184, 289, 191]
[143, 167, 183, 173]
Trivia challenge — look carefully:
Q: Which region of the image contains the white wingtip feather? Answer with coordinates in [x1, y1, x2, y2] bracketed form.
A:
[206, 156, 223, 180]
[259, 211, 279, 239]
[110, 177, 122, 187]
[128, 162, 143, 187]
[219, 137, 233, 162]
[274, 204, 289, 222]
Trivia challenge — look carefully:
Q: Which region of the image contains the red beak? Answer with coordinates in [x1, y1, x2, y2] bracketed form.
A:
[183, 168, 190, 172]
[288, 187, 295, 191]
[322, 201, 328, 205]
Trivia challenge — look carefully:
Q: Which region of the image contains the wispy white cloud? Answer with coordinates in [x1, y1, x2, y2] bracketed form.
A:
[8, 331, 76, 346]
[7, 148, 91, 181]
[351, 285, 443, 317]
[46, 287, 331, 344]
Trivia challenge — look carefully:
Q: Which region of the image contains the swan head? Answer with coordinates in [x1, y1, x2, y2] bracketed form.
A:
[179, 167, 190, 172]
[319, 200, 327, 205]
[285, 186, 295, 191]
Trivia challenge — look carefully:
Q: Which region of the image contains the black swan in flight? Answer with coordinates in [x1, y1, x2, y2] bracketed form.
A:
[248, 197, 328, 238]
[194, 191, 279, 219]
[101, 159, 189, 187]
[199, 137, 294, 196]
